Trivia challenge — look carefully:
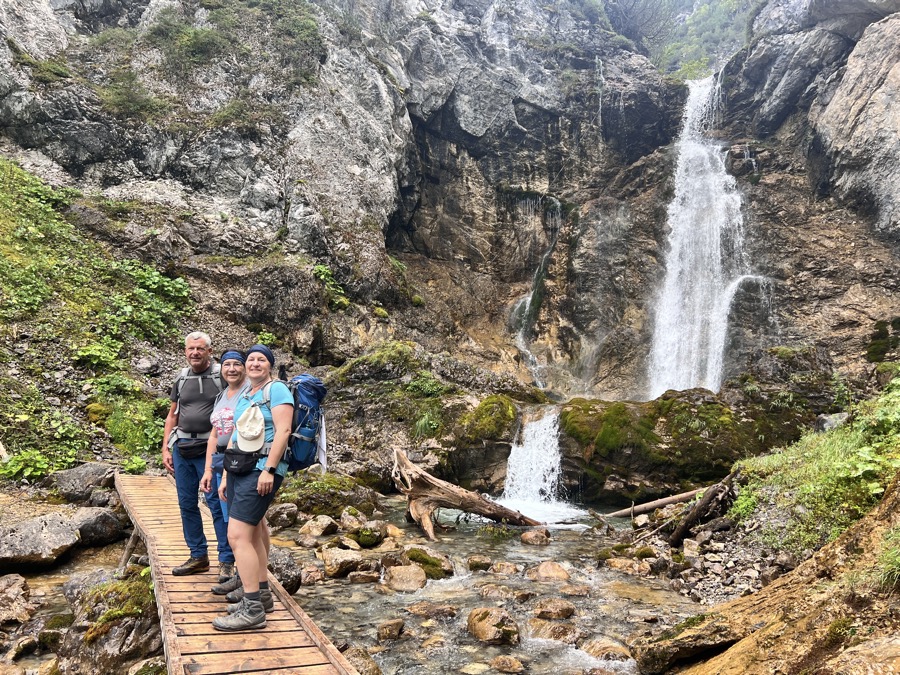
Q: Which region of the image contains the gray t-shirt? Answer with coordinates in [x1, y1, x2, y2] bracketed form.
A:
[169, 364, 223, 433]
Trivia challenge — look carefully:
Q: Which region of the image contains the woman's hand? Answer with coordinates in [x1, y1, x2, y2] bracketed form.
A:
[200, 469, 212, 493]
[257, 471, 275, 496]
[218, 475, 228, 502]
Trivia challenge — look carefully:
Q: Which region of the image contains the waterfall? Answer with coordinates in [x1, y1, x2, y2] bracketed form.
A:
[498, 410, 585, 523]
[510, 197, 562, 389]
[595, 56, 605, 135]
[647, 76, 749, 399]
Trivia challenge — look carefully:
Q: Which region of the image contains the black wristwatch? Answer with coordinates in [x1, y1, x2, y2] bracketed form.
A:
[265, 466, 277, 475]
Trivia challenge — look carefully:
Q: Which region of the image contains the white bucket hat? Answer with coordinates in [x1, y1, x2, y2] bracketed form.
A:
[235, 405, 266, 452]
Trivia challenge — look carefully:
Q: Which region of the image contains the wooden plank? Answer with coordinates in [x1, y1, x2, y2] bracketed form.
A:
[182, 646, 331, 674]
[179, 631, 316, 653]
[176, 619, 301, 636]
[116, 474, 359, 675]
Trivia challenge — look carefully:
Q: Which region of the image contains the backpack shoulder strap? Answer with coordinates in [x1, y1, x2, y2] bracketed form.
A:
[174, 366, 191, 402]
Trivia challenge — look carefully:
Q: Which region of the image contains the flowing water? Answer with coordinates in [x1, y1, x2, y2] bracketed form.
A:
[510, 198, 562, 389]
[499, 409, 586, 524]
[647, 77, 750, 398]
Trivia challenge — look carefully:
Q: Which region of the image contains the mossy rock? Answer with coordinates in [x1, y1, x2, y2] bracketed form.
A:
[457, 394, 516, 444]
[277, 472, 379, 518]
[84, 567, 157, 644]
[329, 341, 421, 384]
[407, 548, 451, 580]
[84, 402, 112, 423]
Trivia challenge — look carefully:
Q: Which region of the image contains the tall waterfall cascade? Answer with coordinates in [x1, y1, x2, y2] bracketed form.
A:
[499, 409, 585, 523]
[511, 197, 562, 389]
[647, 76, 753, 399]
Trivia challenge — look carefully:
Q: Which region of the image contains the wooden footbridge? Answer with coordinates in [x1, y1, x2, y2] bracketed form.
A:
[115, 474, 360, 675]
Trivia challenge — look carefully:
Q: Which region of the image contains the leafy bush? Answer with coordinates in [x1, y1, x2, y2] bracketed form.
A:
[734, 378, 900, 554]
[313, 264, 350, 310]
[97, 69, 168, 120]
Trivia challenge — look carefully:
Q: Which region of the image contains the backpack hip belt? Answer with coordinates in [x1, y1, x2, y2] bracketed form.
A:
[175, 429, 212, 440]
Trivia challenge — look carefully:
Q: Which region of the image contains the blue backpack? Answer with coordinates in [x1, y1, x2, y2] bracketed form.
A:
[264, 374, 327, 472]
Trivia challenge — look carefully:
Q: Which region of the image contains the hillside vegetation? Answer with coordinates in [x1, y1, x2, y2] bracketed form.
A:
[0, 159, 189, 478]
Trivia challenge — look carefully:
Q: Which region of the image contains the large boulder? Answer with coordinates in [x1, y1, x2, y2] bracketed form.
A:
[71, 508, 126, 547]
[382, 565, 426, 593]
[268, 546, 303, 594]
[0, 514, 80, 570]
[56, 569, 162, 675]
[51, 463, 116, 503]
[319, 548, 363, 578]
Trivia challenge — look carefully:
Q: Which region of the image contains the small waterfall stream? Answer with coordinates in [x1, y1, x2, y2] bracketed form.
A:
[498, 409, 586, 523]
[647, 76, 750, 398]
[510, 198, 562, 389]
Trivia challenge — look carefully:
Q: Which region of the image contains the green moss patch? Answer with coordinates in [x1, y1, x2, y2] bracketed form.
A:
[84, 568, 156, 644]
[457, 395, 516, 444]
[407, 548, 450, 580]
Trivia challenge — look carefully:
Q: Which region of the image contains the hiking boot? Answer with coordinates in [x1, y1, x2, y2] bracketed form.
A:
[225, 586, 244, 603]
[172, 556, 209, 576]
[217, 562, 235, 583]
[212, 574, 242, 595]
[212, 599, 267, 632]
[227, 590, 274, 614]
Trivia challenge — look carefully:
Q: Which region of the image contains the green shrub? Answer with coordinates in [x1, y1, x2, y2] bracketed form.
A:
[97, 69, 167, 120]
[312, 264, 350, 310]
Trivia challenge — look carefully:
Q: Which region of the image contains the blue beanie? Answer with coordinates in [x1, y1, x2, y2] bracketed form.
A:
[220, 350, 246, 364]
[246, 344, 275, 366]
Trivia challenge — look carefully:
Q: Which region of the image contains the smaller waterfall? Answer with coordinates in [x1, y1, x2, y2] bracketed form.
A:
[511, 198, 562, 389]
[595, 56, 605, 134]
[499, 410, 585, 523]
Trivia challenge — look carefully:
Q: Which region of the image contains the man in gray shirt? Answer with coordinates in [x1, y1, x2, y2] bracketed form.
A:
[162, 331, 235, 579]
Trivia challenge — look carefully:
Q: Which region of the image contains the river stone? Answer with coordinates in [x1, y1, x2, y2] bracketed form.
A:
[383, 565, 427, 592]
[377, 618, 404, 641]
[525, 561, 570, 581]
[128, 657, 166, 675]
[340, 506, 367, 533]
[299, 515, 339, 537]
[467, 554, 492, 571]
[633, 514, 651, 528]
[580, 636, 632, 661]
[0, 514, 80, 568]
[348, 570, 381, 584]
[72, 507, 125, 547]
[561, 584, 591, 597]
[300, 565, 325, 586]
[268, 545, 302, 594]
[466, 607, 520, 645]
[489, 561, 521, 575]
[385, 524, 404, 539]
[7, 635, 38, 660]
[267, 503, 298, 529]
[421, 634, 445, 649]
[479, 583, 515, 600]
[527, 618, 580, 644]
[52, 463, 115, 503]
[490, 655, 525, 673]
[357, 521, 388, 548]
[341, 646, 383, 675]
[403, 544, 453, 579]
[380, 551, 410, 568]
[605, 558, 652, 575]
[0, 575, 36, 624]
[405, 601, 457, 619]
[320, 547, 363, 578]
[521, 528, 551, 546]
[295, 534, 319, 548]
[534, 598, 576, 619]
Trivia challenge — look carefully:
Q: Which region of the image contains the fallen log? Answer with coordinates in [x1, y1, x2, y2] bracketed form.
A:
[668, 471, 737, 548]
[604, 488, 703, 519]
[391, 448, 541, 540]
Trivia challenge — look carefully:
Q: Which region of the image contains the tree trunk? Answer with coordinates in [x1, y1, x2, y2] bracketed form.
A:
[668, 472, 737, 548]
[604, 488, 704, 519]
[391, 449, 541, 540]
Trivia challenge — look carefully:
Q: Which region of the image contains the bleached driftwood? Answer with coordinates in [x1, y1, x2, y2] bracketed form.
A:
[391, 449, 541, 541]
[604, 487, 704, 519]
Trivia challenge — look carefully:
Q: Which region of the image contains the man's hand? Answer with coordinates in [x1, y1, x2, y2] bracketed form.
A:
[162, 448, 174, 474]
[200, 470, 212, 493]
